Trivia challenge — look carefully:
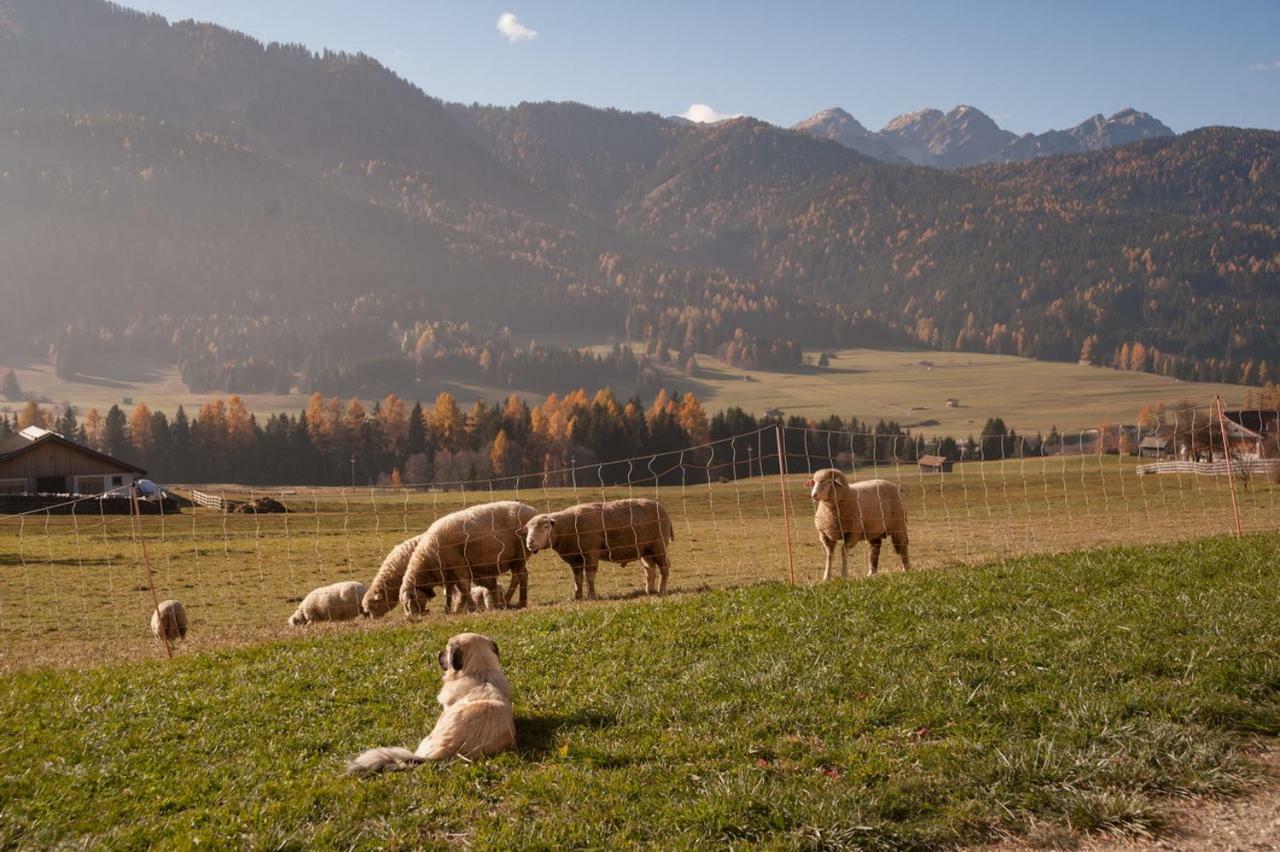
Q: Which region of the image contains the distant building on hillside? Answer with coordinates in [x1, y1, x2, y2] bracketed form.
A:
[0, 427, 145, 495]
[945, 398, 960, 408]
[918, 454, 954, 474]
[764, 407, 784, 419]
[1137, 435, 1172, 459]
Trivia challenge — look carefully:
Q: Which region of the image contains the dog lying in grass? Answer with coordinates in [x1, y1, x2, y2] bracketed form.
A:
[347, 632, 515, 774]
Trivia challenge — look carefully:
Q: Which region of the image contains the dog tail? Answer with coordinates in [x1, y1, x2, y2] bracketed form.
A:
[345, 746, 426, 776]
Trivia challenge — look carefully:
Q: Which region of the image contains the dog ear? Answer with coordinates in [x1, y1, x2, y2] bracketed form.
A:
[437, 649, 449, 671]
[489, 638, 500, 659]
[451, 646, 464, 671]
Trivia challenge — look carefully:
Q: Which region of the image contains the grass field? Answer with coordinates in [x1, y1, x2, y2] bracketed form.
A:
[0, 534, 1277, 848]
[0, 346, 1253, 433]
[1, 453, 1276, 672]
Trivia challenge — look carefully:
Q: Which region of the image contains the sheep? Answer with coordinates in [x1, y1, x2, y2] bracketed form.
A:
[288, 581, 369, 627]
[806, 468, 910, 579]
[399, 501, 538, 615]
[150, 599, 188, 642]
[362, 534, 424, 618]
[518, 498, 674, 600]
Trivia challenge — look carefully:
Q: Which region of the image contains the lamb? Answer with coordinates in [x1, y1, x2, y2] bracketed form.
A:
[150, 599, 188, 642]
[807, 468, 910, 579]
[288, 581, 369, 627]
[518, 498, 674, 600]
[362, 535, 424, 618]
[398, 501, 538, 614]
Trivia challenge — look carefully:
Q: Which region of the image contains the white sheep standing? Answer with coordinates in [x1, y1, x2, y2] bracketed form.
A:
[150, 599, 188, 642]
[362, 534, 424, 618]
[806, 468, 910, 579]
[519, 498, 674, 600]
[399, 501, 538, 614]
[288, 580, 370, 627]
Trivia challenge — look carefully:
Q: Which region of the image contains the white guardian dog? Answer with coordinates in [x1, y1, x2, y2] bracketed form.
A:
[347, 632, 516, 774]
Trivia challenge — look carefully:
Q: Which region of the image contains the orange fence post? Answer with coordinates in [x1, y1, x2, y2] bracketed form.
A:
[132, 484, 173, 659]
[775, 423, 797, 585]
[1215, 395, 1244, 538]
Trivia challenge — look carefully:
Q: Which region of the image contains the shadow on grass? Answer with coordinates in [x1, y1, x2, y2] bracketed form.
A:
[516, 709, 618, 759]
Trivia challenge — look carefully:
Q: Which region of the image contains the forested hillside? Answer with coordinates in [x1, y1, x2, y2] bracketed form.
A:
[1, 0, 1276, 396]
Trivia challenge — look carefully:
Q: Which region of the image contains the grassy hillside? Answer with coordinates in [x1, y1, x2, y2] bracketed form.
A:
[1, 535, 1277, 847]
[644, 347, 1251, 434]
[1, 345, 1253, 432]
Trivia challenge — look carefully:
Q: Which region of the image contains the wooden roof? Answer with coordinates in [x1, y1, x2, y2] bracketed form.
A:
[0, 428, 145, 475]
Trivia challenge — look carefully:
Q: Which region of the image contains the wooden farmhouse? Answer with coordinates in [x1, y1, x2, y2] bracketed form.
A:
[0, 426, 145, 495]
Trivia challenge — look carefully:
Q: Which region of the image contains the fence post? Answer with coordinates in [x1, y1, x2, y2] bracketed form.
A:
[775, 423, 797, 585]
[131, 483, 172, 659]
[1215, 395, 1244, 538]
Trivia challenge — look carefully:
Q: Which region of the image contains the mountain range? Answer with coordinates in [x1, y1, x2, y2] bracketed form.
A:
[792, 105, 1174, 168]
[0, 0, 1276, 398]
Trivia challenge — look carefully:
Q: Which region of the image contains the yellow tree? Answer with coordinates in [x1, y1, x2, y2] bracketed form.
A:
[377, 394, 409, 458]
[226, 396, 254, 451]
[678, 393, 710, 444]
[83, 408, 104, 447]
[129, 404, 153, 456]
[490, 429, 511, 476]
[17, 400, 48, 430]
[430, 392, 463, 452]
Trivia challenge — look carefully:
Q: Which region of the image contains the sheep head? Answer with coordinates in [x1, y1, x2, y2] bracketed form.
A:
[806, 468, 849, 502]
[518, 514, 557, 554]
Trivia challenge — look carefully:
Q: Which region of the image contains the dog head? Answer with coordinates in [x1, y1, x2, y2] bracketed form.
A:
[517, 514, 557, 554]
[437, 632, 502, 679]
[806, 468, 849, 502]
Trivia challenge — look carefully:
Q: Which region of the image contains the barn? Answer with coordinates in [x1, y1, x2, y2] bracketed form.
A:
[918, 454, 955, 474]
[0, 426, 145, 496]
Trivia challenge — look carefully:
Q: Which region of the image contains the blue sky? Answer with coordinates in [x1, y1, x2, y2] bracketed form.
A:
[121, 1, 1280, 133]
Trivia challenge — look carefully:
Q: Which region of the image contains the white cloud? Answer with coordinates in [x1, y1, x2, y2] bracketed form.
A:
[1248, 59, 1280, 71]
[497, 12, 538, 43]
[680, 103, 744, 124]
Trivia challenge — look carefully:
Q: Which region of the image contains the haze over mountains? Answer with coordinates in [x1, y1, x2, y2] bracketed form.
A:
[792, 105, 1174, 168]
[0, 0, 1276, 399]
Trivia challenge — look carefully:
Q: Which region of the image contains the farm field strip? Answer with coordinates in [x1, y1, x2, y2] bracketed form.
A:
[1, 453, 1275, 671]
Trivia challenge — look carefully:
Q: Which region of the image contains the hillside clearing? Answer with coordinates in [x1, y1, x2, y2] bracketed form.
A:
[1, 535, 1277, 848]
[1, 346, 1253, 434]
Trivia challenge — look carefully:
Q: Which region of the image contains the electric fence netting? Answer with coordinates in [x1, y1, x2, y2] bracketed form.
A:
[0, 402, 1275, 671]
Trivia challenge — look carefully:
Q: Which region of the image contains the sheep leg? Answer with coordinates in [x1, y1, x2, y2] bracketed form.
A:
[568, 558, 586, 601]
[868, 536, 883, 576]
[820, 535, 837, 582]
[585, 563, 599, 601]
[655, 554, 670, 595]
[501, 566, 527, 609]
[839, 541, 849, 580]
[892, 531, 910, 571]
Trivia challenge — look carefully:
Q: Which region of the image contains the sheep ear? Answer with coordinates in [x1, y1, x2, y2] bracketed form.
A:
[451, 647, 464, 671]
[516, 525, 526, 537]
[805, 479, 814, 488]
[548, 517, 557, 526]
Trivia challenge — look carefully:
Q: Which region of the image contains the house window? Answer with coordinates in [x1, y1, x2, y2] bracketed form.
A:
[112, 476, 124, 487]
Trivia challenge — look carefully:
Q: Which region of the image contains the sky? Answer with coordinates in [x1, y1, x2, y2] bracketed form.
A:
[120, 1, 1280, 134]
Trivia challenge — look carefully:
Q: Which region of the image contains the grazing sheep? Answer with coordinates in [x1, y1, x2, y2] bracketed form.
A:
[399, 501, 538, 614]
[288, 581, 369, 627]
[362, 535, 424, 618]
[807, 469, 909, 579]
[150, 599, 188, 642]
[519, 499, 674, 600]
